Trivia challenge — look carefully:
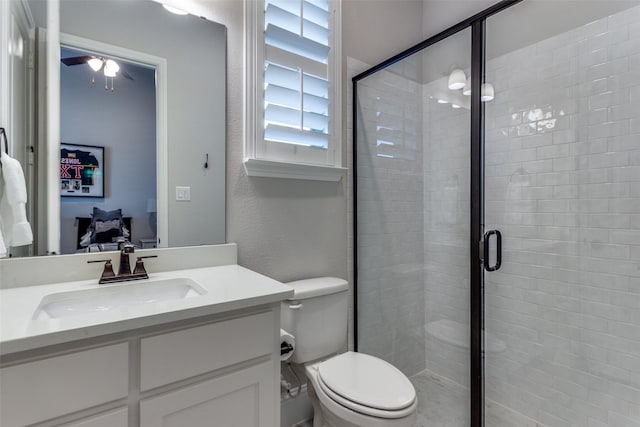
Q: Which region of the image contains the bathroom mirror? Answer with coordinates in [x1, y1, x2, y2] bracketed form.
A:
[3, 0, 226, 257]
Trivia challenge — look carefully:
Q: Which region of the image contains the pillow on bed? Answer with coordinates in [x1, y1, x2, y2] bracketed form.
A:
[79, 228, 92, 247]
[90, 207, 124, 243]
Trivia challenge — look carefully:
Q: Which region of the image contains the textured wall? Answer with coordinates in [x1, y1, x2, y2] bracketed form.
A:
[182, 0, 425, 286]
[182, 0, 346, 285]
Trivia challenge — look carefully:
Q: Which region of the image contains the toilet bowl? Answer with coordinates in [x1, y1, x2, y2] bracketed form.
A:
[281, 278, 417, 427]
[304, 352, 417, 427]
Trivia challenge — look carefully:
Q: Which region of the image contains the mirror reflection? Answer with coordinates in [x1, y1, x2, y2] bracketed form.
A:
[60, 46, 157, 254]
[1, 0, 226, 258]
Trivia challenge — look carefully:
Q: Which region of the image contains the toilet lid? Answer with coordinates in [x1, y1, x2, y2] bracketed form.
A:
[317, 352, 416, 411]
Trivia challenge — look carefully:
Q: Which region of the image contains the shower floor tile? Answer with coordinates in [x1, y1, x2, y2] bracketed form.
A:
[410, 371, 544, 427]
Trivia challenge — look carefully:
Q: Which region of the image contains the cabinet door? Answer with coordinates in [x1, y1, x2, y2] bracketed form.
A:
[60, 407, 128, 427]
[0, 343, 129, 427]
[140, 361, 276, 427]
[140, 310, 274, 391]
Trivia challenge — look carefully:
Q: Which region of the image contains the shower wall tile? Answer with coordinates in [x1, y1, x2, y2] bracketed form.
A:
[479, 6, 640, 427]
[422, 94, 471, 387]
[357, 8, 640, 426]
[355, 57, 426, 377]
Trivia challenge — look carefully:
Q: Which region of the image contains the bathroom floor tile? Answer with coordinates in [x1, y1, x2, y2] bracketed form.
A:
[410, 371, 544, 427]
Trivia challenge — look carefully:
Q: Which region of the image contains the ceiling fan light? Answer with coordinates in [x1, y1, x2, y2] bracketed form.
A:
[88, 58, 103, 72]
[104, 67, 116, 77]
[448, 69, 466, 90]
[105, 59, 119, 74]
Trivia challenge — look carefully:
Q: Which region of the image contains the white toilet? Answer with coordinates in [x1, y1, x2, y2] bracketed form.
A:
[282, 277, 417, 427]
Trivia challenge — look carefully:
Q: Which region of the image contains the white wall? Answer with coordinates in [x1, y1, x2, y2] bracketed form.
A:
[174, 0, 424, 287]
[423, 0, 495, 37]
[343, 0, 424, 66]
[59, 54, 156, 254]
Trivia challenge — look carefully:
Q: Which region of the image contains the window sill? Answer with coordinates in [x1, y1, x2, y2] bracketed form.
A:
[243, 158, 347, 182]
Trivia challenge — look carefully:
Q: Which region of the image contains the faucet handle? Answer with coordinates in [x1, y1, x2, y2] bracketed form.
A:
[88, 259, 116, 283]
[133, 255, 157, 276]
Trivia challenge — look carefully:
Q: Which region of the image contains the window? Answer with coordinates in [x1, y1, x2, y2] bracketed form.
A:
[245, 0, 345, 181]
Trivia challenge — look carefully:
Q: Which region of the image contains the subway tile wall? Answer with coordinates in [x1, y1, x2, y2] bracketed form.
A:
[356, 5, 640, 427]
[422, 93, 471, 388]
[355, 56, 427, 377]
[483, 7, 640, 427]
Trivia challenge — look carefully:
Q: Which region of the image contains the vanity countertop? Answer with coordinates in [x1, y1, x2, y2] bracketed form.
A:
[0, 264, 294, 356]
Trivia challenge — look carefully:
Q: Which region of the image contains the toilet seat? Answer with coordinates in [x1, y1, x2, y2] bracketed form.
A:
[313, 352, 417, 419]
[317, 373, 418, 419]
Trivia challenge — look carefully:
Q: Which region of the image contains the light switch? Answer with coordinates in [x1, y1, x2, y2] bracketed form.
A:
[176, 186, 191, 201]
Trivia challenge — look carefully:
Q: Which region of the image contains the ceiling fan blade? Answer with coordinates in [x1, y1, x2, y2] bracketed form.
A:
[61, 56, 94, 66]
[120, 69, 134, 81]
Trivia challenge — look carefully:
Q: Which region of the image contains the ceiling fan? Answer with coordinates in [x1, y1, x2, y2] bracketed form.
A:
[61, 55, 134, 91]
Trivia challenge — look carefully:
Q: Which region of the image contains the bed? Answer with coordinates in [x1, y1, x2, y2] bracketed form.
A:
[75, 216, 133, 251]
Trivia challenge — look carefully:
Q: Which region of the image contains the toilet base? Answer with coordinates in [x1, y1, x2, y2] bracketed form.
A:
[304, 366, 417, 427]
[309, 382, 375, 427]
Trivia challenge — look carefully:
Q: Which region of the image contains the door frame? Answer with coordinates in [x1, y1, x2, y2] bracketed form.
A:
[55, 32, 168, 251]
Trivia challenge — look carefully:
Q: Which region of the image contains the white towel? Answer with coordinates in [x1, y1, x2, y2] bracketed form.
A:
[0, 153, 33, 249]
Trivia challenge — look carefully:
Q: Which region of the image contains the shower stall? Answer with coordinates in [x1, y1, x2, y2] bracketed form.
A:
[353, 1, 640, 426]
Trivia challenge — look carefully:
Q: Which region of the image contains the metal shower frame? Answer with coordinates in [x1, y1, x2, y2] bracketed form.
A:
[351, 2, 523, 425]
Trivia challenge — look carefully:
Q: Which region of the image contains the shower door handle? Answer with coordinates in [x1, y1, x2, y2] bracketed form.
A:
[483, 230, 502, 272]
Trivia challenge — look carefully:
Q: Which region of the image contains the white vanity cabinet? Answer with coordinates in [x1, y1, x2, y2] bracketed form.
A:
[139, 310, 278, 427]
[0, 343, 130, 427]
[140, 361, 275, 427]
[0, 307, 280, 427]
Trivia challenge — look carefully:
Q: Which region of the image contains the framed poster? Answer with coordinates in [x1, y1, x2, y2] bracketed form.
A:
[60, 143, 105, 198]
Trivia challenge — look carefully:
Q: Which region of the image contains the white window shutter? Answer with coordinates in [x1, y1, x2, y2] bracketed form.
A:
[244, 0, 345, 180]
[263, 0, 331, 151]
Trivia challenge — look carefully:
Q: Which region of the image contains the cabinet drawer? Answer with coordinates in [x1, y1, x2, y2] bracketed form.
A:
[140, 361, 276, 427]
[140, 311, 275, 391]
[0, 343, 129, 427]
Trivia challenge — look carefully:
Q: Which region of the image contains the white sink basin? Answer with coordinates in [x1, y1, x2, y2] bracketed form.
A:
[33, 278, 207, 320]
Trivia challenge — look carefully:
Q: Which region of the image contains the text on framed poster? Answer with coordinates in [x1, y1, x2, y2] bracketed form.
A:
[60, 143, 105, 198]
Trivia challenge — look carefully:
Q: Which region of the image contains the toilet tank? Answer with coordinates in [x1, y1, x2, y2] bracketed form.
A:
[281, 277, 349, 364]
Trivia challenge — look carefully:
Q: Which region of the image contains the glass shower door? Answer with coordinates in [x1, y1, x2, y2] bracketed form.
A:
[484, 2, 640, 426]
[355, 27, 474, 426]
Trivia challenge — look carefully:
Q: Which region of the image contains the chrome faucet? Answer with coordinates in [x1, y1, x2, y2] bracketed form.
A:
[88, 242, 157, 284]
